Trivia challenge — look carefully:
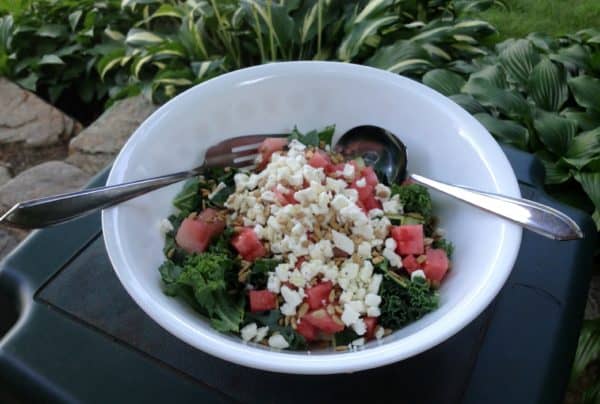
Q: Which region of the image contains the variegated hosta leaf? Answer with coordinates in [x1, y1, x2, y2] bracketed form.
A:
[563, 128, 600, 170]
[39, 54, 65, 65]
[422, 69, 465, 96]
[354, 0, 396, 24]
[97, 48, 126, 80]
[568, 75, 600, 112]
[499, 39, 540, 87]
[191, 59, 225, 80]
[528, 58, 568, 112]
[68, 10, 83, 32]
[125, 28, 164, 47]
[365, 40, 431, 74]
[474, 112, 529, 149]
[533, 110, 577, 156]
[0, 15, 13, 51]
[452, 19, 496, 37]
[337, 16, 398, 61]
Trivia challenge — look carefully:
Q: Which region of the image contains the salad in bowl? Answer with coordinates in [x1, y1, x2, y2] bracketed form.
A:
[158, 126, 453, 351]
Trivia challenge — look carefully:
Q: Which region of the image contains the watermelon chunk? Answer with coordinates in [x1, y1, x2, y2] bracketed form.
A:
[305, 281, 333, 310]
[231, 228, 266, 261]
[304, 309, 344, 334]
[257, 138, 287, 170]
[423, 248, 449, 282]
[402, 255, 419, 273]
[308, 150, 331, 169]
[391, 224, 424, 255]
[175, 208, 225, 253]
[364, 317, 377, 340]
[249, 290, 277, 312]
[296, 319, 318, 341]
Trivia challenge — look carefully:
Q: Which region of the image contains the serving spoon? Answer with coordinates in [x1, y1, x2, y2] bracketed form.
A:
[336, 125, 583, 241]
[0, 125, 583, 240]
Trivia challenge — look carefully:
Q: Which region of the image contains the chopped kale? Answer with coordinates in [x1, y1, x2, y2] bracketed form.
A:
[288, 125, 336, 147]
[432, 238, 454, 258]
[333, 328, 360, 346]
[375, 258, 438, 330]
[390, 183, 433, 223]
[249, 259, 280, 288]
[172, 177, 201, 214]
[246, 310, 307, 349]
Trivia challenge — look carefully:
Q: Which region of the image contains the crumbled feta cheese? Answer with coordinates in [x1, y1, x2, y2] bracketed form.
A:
[342, 188, 359, 202]
[241, 323, 258, 341]
[355, 177, 367, 188]
[355, 287, 366, 300]
[322, 264, 339, 283]
[375, 183, 391, 199]
[331, 194, 351, 211]
[291, 222, 304, 236]
[254, 326, 269, 342]
[365, 293, 382, 307]
[351, 337, 365, 347]
[159, 218, 173, 236]
[411, 269, 427, 281]
[343, 163, 355, 180]
[357, 241, 372, 259]
[280, 286, 303, 316]
[384, 237, 397, 250]
[352, 223, 374, 240]
[382, 194, 402, 214]
[303, 165, 325, 184]
[348, 300, 366, 314]
[340, 261, 359, 280]
[352, 319, 367, 335]
[267, 273, 281, 293]
[339, 290, 354, 304]
[234, 173, 250, 191]
[288, 172, 304, 187]
[261, 190, 278, 203]
[368, 208, 384, 219]
[375, 326, 385, 340]
[372, 216, 391, 239]
[359, 261, 374, 283]
[294, 187, 317, 204]
[268, 334, 290, 349]
[383, 248, 403, 268]
[339, 204, 368, 225]
[326, 177, 348, 193]
[369, 274, 383, 293]
[367, 307, 381, 317]
[275, 263, 291, 281]
[341, 303, 360, 326]
[332, 230, 354, 255]
[289, 270, 306, 288]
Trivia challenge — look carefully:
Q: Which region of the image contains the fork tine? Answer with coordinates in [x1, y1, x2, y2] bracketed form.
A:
[205, 133, 286, 157]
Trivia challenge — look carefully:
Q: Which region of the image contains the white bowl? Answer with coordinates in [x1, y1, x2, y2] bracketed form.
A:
[102, 61, 522, 374]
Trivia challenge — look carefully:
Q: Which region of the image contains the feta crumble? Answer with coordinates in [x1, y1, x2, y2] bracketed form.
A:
[268, 334, 290, 349]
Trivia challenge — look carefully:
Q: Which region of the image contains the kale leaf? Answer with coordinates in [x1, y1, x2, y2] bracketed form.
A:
[158, 252, 244, 333]
[374, 258, 438, 330]
[391, 183, 433, 223]
[288, 125, 336, 147]
[249, 258, 280, 288]
[334, 328, 360, 346]
[172, 177, 201, 214]
[432, 238, 454, 258]
[245, 310, 307, 350]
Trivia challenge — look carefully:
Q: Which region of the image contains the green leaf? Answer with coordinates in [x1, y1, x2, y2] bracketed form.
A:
[474, 113, 529, 149]
[354, 0, 396, 24]
[562, 110, 600, 132]
[568, 75, 600, 112]
[68, 10, 83, 32]
[463, 78, 531, 120]
[365, 40, 432, 74]
[540, 159, 572, 185]
[422, 43, 452, 61]
[37, 24, 67, 38]
[125, 28, 164, 46]
[468, 64, 508, 89]
[528, 58, 568, 112]
[410, 25, 453, 43]
[191, 59, 225, 81]
[573, 172, 600, 229]
[337, 16, 398, 61]
[452, 19, 496, 37]
[499, 39, 540, 87]
[551, 44, 590, 71]
[422, 69, 465, 96]
[16, 72, 38, 92]
[149, 4, 184, 20]
[97, 48, 126, 80]
[104, 27, 125, 41]
[449, 94, 486, 114]
[39, 54, 65, 65]
[571, 319, 600, 386]
[563, 128, 600, 169]
[132, 54, 153, 79]
[533, 110, 577, 156]
[527, 32, 557, 52]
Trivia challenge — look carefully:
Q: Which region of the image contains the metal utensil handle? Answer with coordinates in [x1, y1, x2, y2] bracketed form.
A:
[1, 169, 202, 229]
[410, 174, 583, 241]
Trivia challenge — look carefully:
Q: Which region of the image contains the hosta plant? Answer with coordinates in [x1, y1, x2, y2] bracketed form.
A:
[421, 31, 600, 230]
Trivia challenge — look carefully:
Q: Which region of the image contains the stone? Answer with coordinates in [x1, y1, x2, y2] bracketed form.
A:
[0, 78, 80, 148]
[0, 228, 23, 260]
[0, 165, 11, 187]
[67, 95, 157, 174]
[0, 161, 89, 213]
[585, 274, 600, 320]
